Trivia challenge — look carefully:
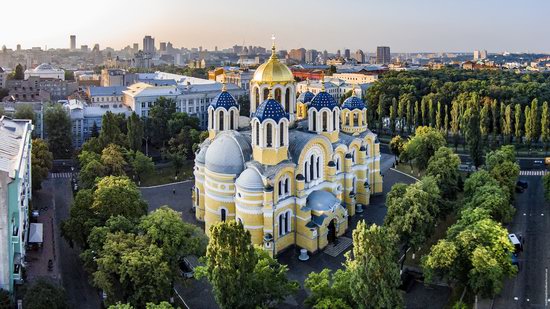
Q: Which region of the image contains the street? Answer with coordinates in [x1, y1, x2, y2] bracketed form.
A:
[490, 174, 549, 308]
[44, 177, 101, 309]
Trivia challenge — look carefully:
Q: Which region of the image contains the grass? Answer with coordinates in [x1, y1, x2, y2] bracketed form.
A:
[138, 161, 194, 187]
[394, 162, 426, 179]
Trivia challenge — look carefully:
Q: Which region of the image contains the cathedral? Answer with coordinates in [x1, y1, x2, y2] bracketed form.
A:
[192, 42, 383, 256]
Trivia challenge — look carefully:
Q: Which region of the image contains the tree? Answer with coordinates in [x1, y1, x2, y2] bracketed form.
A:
[14, 103, 35, 124]
[401, 126, 446, 171]
[524, 105, 533, 148]
[428, 99, 436, 127]
[426, 146, 460, 201]
[99, 111, 125, 148]
[305, 269, 353, 309]
[398, 94, 409, 135]
[435, 101, 442, 131]
[148, 97, 177, 147]
[92, 176, 147, 222]
[139, 207, 207, 270]
[130, 151, 154, 181]
[514, 103, 523, 144]
[61, 189, 99, 248]
[91, 121, 100, 138]
[389, 135, 405, 160]
[31, 139, 53, 190]
[421, 97, 427, 126]
[346, 222, 403, 308]
[377, 94, 386, 132]
[530, 99, 540, 145]
[109, 302, 175, 309]
[413, 100, 420, 130]
[502, 104, 513, 144]
[197, 221, 257, 309]
[485, 146, 520, 201]
[44, 103, 72, 159]
[196, 221, 297, 309]
[463, 170, 500, 198]
[491, 99, 500, 146]
[93, 231, 172, 307]
[101, 144, 127, 176]
[450, 100, 460, 150]
[385, 177, 441, 250]
[423, 214, 516, 298]
[464, 95, 483, 167]
[0, 289, 11, 309]
[14, 64, 24, 80]
[480, 102, 490, 143]
[406, 97, 414, 133]
[444, 104, 449, 136]
[389, 97, 397, 134]
[23, 278, 68, 309]
[465, 184, 514, 223]
[541, 102, 550, 152]
[79, 159, 106, 189]
[127, 112, 144, 151]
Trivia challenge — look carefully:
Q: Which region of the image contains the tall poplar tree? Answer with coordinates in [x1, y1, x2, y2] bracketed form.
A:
[524, 105, 533, 148]
[127, 112, 144, 151]
[541, 101, 550, 153]
[414, 100, 420, 130]
[429, 99, 436, 127]
[465, 95, 483, 167]
[444, 104, 449, 137]
[389, 98, 398, 134]
[450, 100, 460, 150]
[421, 97, 428, 126]
[436, 101, 443, 131]
[530, 99, 540, 145]
[503, 104, 513, 144]
[514, 104, 523, 144]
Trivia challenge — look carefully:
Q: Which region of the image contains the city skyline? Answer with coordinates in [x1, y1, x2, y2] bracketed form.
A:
[3, 0, 550, 53]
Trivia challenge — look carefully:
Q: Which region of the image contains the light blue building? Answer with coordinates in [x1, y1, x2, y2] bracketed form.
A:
[0, 116, 33, 293]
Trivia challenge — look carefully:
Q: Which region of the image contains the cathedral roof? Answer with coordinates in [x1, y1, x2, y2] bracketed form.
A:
[304, 190, 341, 212]
[236, 167, 264, 191]
[205, 131, 252, 174]
[297, 91, 315, 104]
[253, 98, 288, 123]
[288, 130, 331, 164]
[342, 96, 366, 111]
[210, 90, 238, 110]
[252, 45, 294, 83]
[309, 91, 338, 111]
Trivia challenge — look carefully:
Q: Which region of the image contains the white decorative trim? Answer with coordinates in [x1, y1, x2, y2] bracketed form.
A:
[235, 204, 264, 215]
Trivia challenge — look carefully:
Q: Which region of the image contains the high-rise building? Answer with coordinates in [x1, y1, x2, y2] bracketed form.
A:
[336, 50, 341, 58]
[159, 42, 167, 52]
[70, 35, 76, 50]
[133, 43, 139, 52]
[344, 49, 351, 59]
[81, 45, 89, 52]
[354, 49, 365, 63]
[143, 35, 155, 55]
[376, 46, 391, 64]
[305, 49, 318, 64]
[16, 44, 21, 52]
[288, 48, 306, 63]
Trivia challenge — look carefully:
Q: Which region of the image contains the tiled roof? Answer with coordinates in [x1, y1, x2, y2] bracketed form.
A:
[253, 99, 288, 123]
[309, 91, 338, 111]
[342, 96, 366, 110]
[210, 91, 238, 110]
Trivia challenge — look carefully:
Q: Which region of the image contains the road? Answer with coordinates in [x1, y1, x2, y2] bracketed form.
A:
[488, 174, 549, 309]
[43, 177, 101, 309]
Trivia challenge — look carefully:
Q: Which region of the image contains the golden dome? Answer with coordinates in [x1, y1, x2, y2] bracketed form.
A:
[252, 44, 294, 83]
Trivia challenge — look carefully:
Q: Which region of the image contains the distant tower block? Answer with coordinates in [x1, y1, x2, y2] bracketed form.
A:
[70, 35, 76, 51]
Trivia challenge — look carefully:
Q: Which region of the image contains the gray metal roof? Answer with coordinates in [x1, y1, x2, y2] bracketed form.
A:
[205, 131, 252, 174]
[304, 190, 340, 212]
[88, 86, 127, 97]
[0, 117, 31, 175]
[235, 167, 264, 191]
[287, 130, 327, 164]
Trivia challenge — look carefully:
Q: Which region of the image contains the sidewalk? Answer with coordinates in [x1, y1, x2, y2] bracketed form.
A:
[25, 189, 61, 283]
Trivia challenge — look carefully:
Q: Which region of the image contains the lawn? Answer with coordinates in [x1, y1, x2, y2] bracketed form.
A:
[138, 161, 195, 187]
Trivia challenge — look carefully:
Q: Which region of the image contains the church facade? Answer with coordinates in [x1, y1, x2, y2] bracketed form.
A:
[192, 43, 383, 256]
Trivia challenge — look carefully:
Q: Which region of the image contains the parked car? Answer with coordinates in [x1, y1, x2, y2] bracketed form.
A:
[508, 233, 523, 253]
[510, 253, 519, 270]
[516, 180, 528, 192]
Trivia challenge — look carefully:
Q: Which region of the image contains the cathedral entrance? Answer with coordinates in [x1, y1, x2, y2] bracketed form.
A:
[327, 219, 337, 244]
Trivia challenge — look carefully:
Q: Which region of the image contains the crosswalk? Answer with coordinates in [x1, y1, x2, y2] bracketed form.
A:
[324, 237, 353, 257]
[49, 172, 75, 179]
[519, 170, 548, 176]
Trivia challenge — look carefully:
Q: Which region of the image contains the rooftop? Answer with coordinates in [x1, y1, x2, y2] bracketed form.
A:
[0, 116, 32, 177]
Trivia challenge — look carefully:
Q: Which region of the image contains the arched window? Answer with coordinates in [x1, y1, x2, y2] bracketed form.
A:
[285, 88, 291, 112]
[322, 111, 328, 132]
[230, 110, 235, 130]
[266, 123, 273, 147]
[275, 88, 282, 103]
[218, 110, 224, 130]
[335, 156, 341, 172]
[220, 208, 227, 222]
[351, 149, 356, 163]
[312, 110, 317, 131]
[316, 156, 320, 179]
[279, 122, 285, 146]
[353, 113, 358, 126]
[208, 110, 213, 129]
[310, 154, 315, 180]
[278, 175, 291, 198]
[255, 122, 260, 145]
[278, 211, 291, 237]
[333, 110, 337, 130]
[195, 188, 200, 207]
[304, 161, 308, 182]
[263, 88, 270, 101]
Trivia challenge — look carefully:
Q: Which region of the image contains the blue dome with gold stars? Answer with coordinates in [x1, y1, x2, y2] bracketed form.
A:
[210, 91, 238, 110]
[342, 96, 366, 111]
[298, 91, 315, 104]
[310, 91, 338, 111]
[254, 98, 288, 123]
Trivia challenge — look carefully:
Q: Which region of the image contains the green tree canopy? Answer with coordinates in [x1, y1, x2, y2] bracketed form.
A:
[126, 112, 144, 151]
[31, 139, 53, 190]
[426, 146, 461, 201]
[44, 103, 73, 159]
[401, 126, 446, 170]
[23, 278, 68, 309]
[14, 103, 35, 124]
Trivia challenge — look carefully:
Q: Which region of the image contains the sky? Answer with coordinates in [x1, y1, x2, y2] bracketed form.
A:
[2, 0, 550, 53]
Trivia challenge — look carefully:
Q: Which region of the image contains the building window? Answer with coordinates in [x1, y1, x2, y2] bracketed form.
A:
[278, 175, 290, 198]
[322, 111, 328, 132]
[255, 122, 260, 145]
[278, 210, 291, 237]
[266, 123, 273, 147]
[279, 122, 285, 146]
[218, 110, 224, 130]
[220, 208, 227, 222]
[230, 110, 235, 130]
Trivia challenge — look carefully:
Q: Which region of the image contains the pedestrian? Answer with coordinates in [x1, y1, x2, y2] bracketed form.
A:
[173, 188, 176, 195]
